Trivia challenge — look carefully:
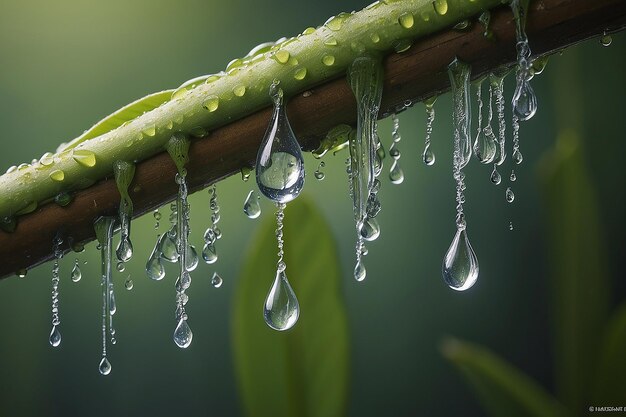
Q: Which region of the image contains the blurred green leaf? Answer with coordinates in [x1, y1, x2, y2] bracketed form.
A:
[442, 338, 566, 417]
[232, 196, 349, 417]
[60, 89, 174, 150]
[592, 303, 626, 403]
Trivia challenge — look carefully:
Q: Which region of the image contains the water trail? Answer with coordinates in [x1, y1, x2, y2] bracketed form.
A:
[347, 55, 383, 281]
[49, 234, 63, 348]
[449, 58, 472, 168]
[422, 96, 437, 166]
[510, 0, 538, 121]
[388, 113, 404, 184]
[473, 77, 497, 164]
[203, 184, 222, 288]
[113, 161, 135, 264]
[94, 216, 116, 375]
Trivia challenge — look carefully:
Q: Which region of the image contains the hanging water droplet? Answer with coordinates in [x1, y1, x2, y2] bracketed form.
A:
[354, 259, 366, 282]
[116, 236, 133, 263]
[240, 167, 252, 182]
[389, 160, 404, 184]
[211, 272, 223, 288]
[125, 278, 134, 290]
[474, 127, 497, 164]
[49, 325, 61, 347]
[109, 289, 117, 315]
[202, 243, 218, 264]
[506, 187, 515, 203]
[510, 170, 517, 182]
[360, 216, 381, 241]
[99, 356, 112, 375]
[116, 262, 125, 272]
[16, 269, 27, 278]
[490, 165, 501, 185]
[423, 145, 436, 166]
[159, 231, 178, 262]
[512, 79, 537, 121]
[243, 190, 262, 219]
[263, 269, 299, 331]
[146, 236, 166, 281]
[256, 82, 305, 203]
[442, 228, 479, 291]
[512, 149, 523, 164]
[314, 161, 326, 180]
[173, 317, 193, 348]
[71, 260, 82, 282]
[186, 245, 199, 271]
[600, 31, 612, 47]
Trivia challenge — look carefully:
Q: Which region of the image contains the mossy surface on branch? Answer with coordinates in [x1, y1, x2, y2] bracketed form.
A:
[0, 0, 503, 219]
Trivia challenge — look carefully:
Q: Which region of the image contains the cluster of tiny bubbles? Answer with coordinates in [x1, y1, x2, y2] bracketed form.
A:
[388, 113, 404, 185]
[243, 190, 262, 219]
[314, 161, 326, 180]
[71, 259, 82, 283]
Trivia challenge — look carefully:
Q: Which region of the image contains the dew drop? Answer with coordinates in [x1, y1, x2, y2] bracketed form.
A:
[294, 68, 307, 80]
[54, 192, 72, 207]
[98, 356, 112, 376]
[243, 190, 262, 219]
[39, 152, 55, 166]
[433, 0, 448, 15]
[233, 85, 247, 97]
[506, 187, 515, 203]
[370, 33, 380, 43]
[116, 236, 133, 263]
[202, 96, 220, 112]
[314, 161, 326, 181]
[442, 228, 479, 291]
[263, 269, 299, 331]
[71, 260, 82, 282]
[324, 38, 338, 46]
[142, 125, 156, 137]
[322, 55, 335, 66]
[49, 325, 61, 347]
[173, 317, 193, 348]
[512, 79, 537, 121]
[398, 12, 414, 29]
[49, 170, 65, 182]
[72, 149, 97, 167]
[324, 14, 345, 31]
[211, 272, 223, 288]
[423, 145, 436, 166]
[272, 50, 290, 64]
[255, 82, 305, 203]
[16, 269, 27, 278]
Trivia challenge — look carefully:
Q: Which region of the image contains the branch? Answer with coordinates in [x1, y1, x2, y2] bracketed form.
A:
[1, 0, 625, 279]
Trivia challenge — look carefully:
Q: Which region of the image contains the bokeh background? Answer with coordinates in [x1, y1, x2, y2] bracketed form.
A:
[0, 1, 624, 416]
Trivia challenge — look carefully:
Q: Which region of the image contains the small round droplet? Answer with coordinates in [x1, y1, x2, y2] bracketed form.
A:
[233, 85, 246, 97]
[116, 262, 125, 272]
[322, 55, 335, 66]
[294, 68, 307, 80]
[203, 96, 220, 112]
[505, 187, 515, 203]
[211, 272, 223, 288]
[99, 356, 112, 375]
[370, 33, 380, 43]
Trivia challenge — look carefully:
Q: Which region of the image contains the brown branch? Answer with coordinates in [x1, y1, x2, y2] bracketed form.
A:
[1, 0, 624, 279]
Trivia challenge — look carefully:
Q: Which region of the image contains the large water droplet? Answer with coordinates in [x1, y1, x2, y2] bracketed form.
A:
[211, 272, 223, 288]
[433, 0, 448, 15]
[71, 260, 82, 282]
[116, 237, 133, 262]
[49, 170, 65, 182]
[173, 317, 193, 348]
[490, 166, 502, 185]
[474, 126, 497, 164]
[256, 84, 305, 203]
[99, 356, 112, 375]
[398, 12, 414, 29]
[159, 232, 178, 262]
[360, 217, 381, 241]
[146, 237, 165, 281]
[186, 245, 199, 271]
[49, 325, 61, 347]
[264, 270, 299, 331]
[243, 190, 261, 219]
[442, 228, 479, 291]
[72, 149, 97, 168]
[512, 79, 537, 121]
[202, 243, 218, 264]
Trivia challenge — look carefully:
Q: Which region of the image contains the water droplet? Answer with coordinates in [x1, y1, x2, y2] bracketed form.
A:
[433, 0, 448, 15]
[202, 96, 220, 112]
[233, 85, 246, 97]
[509, 221, 514, 231]
[389, 160, 404, 184]
[322, 55, 335, 66]
[360, 216, 381, 241]
[54, 192, 72, 207]
[442, 228, 479, 291]
[255, 83, 305, 203]
[211, 272, 223, 288]
[324, 38, 338, 46]
[116, 236, 133, 263]
[512, 149, 523, 164]
[506, 187, 515, 203]
[490, 165, 502, 184]
[243, 190, 262, 219]
[263, 270, 299, 331]
[159, 231, 178, 262]
[448, 58, 472, 168]
[398, 12, 414, 29]
[146, 237, 165, 281]
[39, 152, 55, 166]
[98, 356, 112, 375]
[16, 269, 27, 278]
[314, 161, 326, 181]
[324, 14, 345, 31]
[72, 149, 96, 168]
[49, 170, 65, 182]
[186, 245, 199, 271]
[173, 317, 193, 348]
[202, 243, 218, 264]
[49, 325, 61, 347]
[453, 20, 470, 31]
[600, 31, 612, 47]
[71, 260, 82, 282]
[116, 262, 125, 272]
[294, 68, 307, 80]
[125, 278, 134, 290]
[510, 170, 517, 182]
[370, 33, 380, 43]
[354, 259, 366, 282]
[512, 80, 537, 121]
[142, 125, 156, 137]
[423, 145, 436, 166]
[272, 50, 290, 64]
[474, 127, 497, 164]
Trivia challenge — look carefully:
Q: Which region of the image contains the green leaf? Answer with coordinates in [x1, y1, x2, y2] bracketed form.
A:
[60, 89, 174, 151]
[442, 338, 566, 417]
[592, 303, 626, 403]
[232, 196, 350, 417]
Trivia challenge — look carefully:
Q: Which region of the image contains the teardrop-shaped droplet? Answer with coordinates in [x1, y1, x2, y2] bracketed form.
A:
[109, 289, 117, 315]
[255, 84, 305, 203]
[116, 237, 133, 262]
[202, 243, 218, 264]
[71, 261, 82, 282]
[173, 317, 193, 348]
[159, 232, 178, 262]
[125, 278, 134, 290]
[442, 228, 479, 291]
[211, 272, 223, 288]
[243, 190, 261, 219]
[512, 149, 523, 164]
[360, 217, 380, 241]
[185, 245, 199, 271]
[116, 261, 125, 272]
[473, 127, 497, 164]
[505, 187, 515, 203]
[423, 145, 436, 166]
[510, 170, 517, 182]
[490, 166, 502, 185]
[146, 237, 165, 281]
[263, 269, 299, 331]
[389, 160, 404, 184]
[512, 79, 537, 121]
[99, 356, 112, 375]
[354, 259, 366, 282]
[49, 325, 61, 347]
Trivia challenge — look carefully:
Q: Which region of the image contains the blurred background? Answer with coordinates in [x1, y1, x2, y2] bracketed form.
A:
[0, 1, 624, 416]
